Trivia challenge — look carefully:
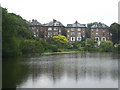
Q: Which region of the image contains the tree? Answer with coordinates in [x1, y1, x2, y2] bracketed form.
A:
[100, 41, 113, 52]
[110, 23, 120, 44]
[52, 35, 68, 44]
[2, 7, 34, 57]
[52, 35, 68, 48]
[86, 22, 97, 38]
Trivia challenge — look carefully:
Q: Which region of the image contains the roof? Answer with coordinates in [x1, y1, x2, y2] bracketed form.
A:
[66, 21, 86, 28]
[29, 19, 41, 26]
[91, 22, 109, 29]
[45, 19, 64, 27]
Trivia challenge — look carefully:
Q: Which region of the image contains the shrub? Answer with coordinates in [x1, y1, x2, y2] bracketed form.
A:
[20, 40, 44, 54]
[100, 41, 113, 52]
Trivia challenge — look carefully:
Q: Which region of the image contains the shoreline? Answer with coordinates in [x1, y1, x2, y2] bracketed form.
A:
[42, 51, 82, 55]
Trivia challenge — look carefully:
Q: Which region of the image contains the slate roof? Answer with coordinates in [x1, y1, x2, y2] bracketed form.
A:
[67, 21, 86, 28]
[45, 19, 64, 27]
[29, 19, 41, 26]
[91, 22, 109, 29]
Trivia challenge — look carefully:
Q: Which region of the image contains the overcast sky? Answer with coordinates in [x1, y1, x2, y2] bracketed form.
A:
[1, 0, 119, 26]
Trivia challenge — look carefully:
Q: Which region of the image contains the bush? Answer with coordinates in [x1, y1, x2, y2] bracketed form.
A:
[20, 40, 44, 54]
[48, 45, 58, 52]
[100, 41, 113, 52]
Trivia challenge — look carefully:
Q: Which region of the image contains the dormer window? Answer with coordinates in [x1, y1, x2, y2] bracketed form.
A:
[48, 27, 52, 30]
[54, 23, 59, 26]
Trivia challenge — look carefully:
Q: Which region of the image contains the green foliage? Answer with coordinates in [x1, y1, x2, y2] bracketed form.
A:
[86, 39, 96, 47]
[52, 35, 68, 44]
[46, 45, 58, 52]
[20, 40, 44, 54]
[2, 7, 34, 57]
[100, 41, 113, 52]
[86, 22, 97, 38]
[110, 23, 120, 44]
[112, 45, 120, 53]
[67, 41, 82, 49]
[52, 35, 68, 48]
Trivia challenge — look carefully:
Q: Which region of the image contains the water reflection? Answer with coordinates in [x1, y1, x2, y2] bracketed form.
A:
[3, 52, 118, 88]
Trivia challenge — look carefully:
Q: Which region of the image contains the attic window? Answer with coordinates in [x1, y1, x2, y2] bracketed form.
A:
[48, 27, 52, 30]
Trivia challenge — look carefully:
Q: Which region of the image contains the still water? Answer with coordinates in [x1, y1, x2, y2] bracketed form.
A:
[3, 52, 118, 88]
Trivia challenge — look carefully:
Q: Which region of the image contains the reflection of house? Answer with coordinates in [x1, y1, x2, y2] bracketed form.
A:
[66, 21, 86, 41]
[44, 19, 66, 38]
[90, 22, 111, 42]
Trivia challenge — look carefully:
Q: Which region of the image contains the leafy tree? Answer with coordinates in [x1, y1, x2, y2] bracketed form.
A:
[86, 39, 96, 47]
[100, 41, 113, 52]
[2, 7, 34, 57]
[20, 40, 44, 54]
[86, 22, 97, 38]
[110, 23, 120, 44]
[52, 35, 68, 49]
[52, 35, 68, 43]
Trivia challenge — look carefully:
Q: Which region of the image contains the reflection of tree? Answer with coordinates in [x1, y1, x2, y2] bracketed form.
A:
[3, 53, 118, 88]
[29, 53, 118, 83]
[2, 57, 30, 88]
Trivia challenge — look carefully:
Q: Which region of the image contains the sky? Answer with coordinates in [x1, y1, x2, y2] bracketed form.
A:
[1, 0, 120, 26]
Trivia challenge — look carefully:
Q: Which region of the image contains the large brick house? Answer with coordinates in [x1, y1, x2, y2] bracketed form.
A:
[29, 19, 42, 38]
[66, 21, 86, 41]
[90, 22, 111, 41]
[29, 20, 111, 43]
[44, 19, 66, 38]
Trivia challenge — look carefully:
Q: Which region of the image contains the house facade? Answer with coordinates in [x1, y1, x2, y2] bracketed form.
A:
[29, 19, 111, 42]
[29, 19, 42, 38]
[90, 22, 111, 42]
[44, 19, 66, 38]
[66, 21, 86, 41]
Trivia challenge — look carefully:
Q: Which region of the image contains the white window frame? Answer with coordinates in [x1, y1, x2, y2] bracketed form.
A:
[54, 22, 59, 26]
[96, 32, 98, 36]
[77, 28, 81, 31]
[101, 37, 106, 41]
[67, 35, 70, 37]
[71, 32, 75, 36]
[77, 37, 81, 41]
[59, 30, 61, 32]
[48, 32, 52, 36]
[71, 28, 75, 31]
[78, 33, 81, 37]
[54, 27, 57, 30]
[96, 29, 99, 32]
[71, 37, 75, 41]
[95, 37, 100, 41]
[48, 27, 52, 30]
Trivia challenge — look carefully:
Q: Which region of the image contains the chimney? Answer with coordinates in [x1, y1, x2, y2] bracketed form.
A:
[75, 21, 78, 24]
[53, 19, 57, 23]
[32, 19, 34, 22]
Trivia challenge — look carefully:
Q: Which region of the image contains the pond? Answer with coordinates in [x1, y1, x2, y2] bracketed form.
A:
[3, 52, 118, 88]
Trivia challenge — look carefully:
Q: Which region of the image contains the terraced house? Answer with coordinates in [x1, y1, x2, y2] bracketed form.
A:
[29, 19, 111, 42]
[66, 21, 86, 41]
[44, 19, 66, 38]
[29, 19, 41, 38]
[29, 19, 66, 39]
[90, 22, 111, 41]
